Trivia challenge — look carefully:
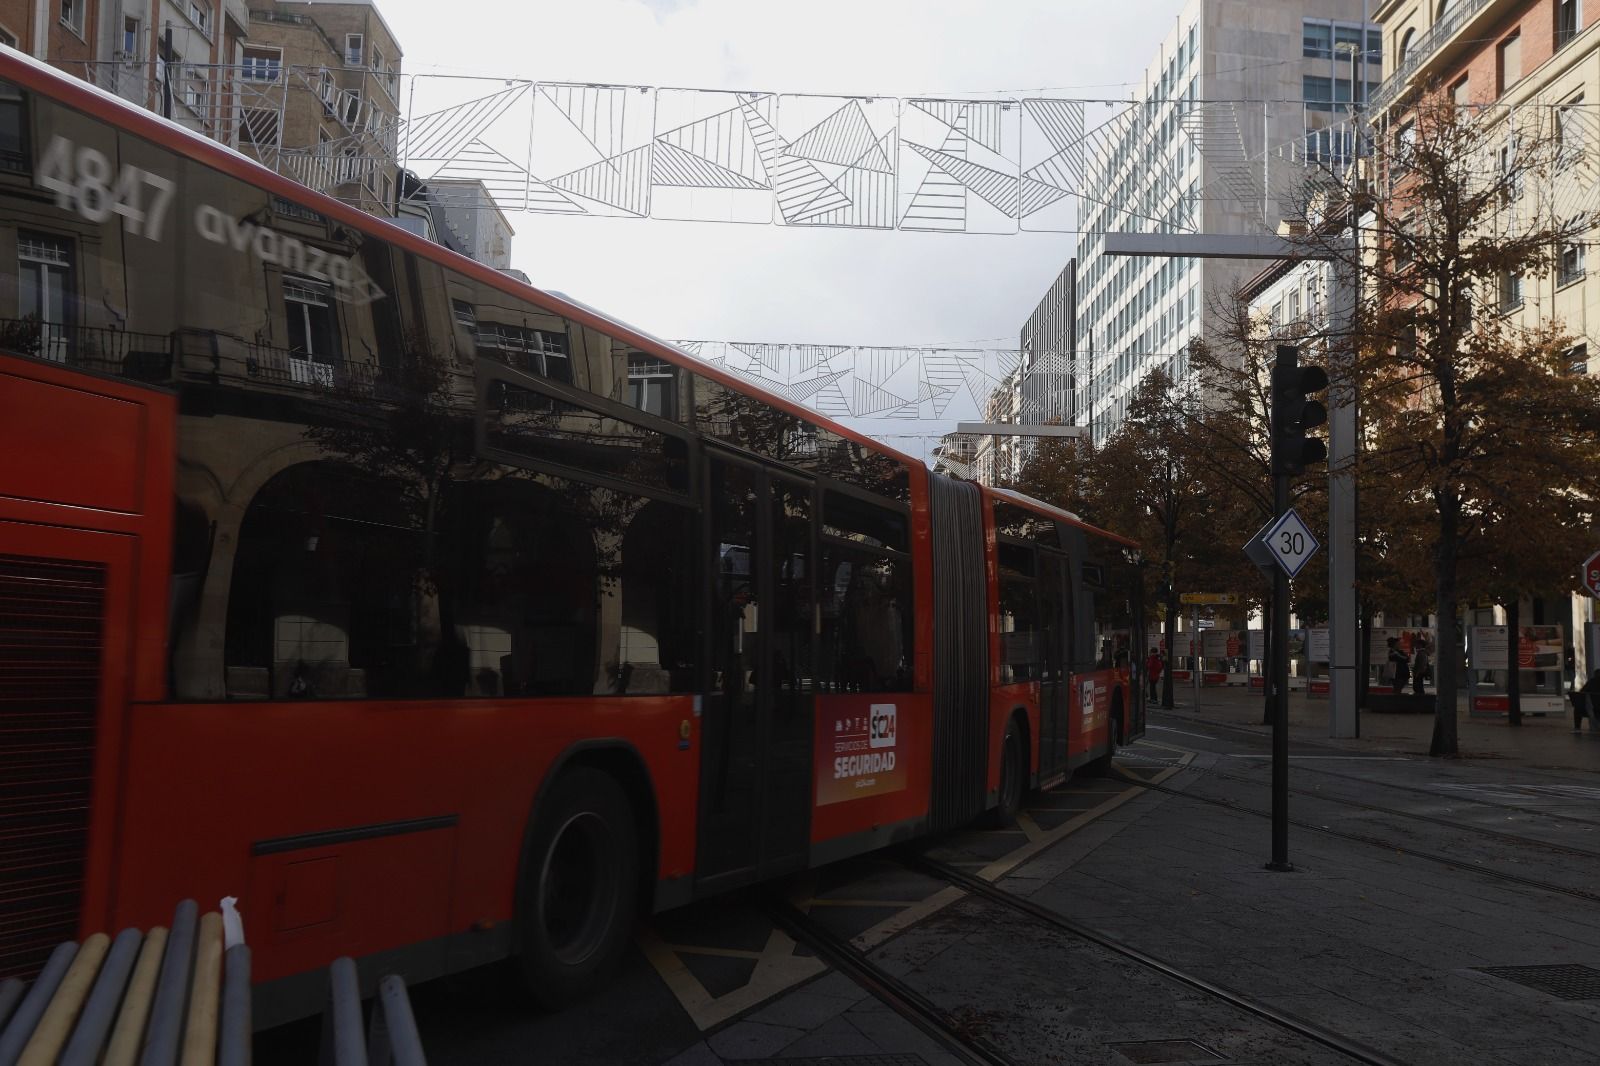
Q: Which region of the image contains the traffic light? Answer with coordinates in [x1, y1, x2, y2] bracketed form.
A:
[1270, 345, 1329, 476]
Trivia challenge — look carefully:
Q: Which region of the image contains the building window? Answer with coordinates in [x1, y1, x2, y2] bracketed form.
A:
[1398, 28, 1414, 65]
[183, 66, 206, 112]
[240, 107, 280, 147]
[1333, 24, 1366, 58]
[242, 46, 281, 81]
[1304, 76, 1333, 112]
[121, 16, 141, 58]
[1559, 242, 1586, 287]
[18, 232, 73, 362]
[1303, 21, 1332, 59]
[451, 300, 477, 330]
[1498, 270, 1523, 312]
[1498, 31, 1521, 94]
[1557, 0, 1581, 50]
[345, 34, 363, 66]
[0, 80, 27, 174]
[341, 90, 362, 129]
[1451, 76, 1469, 109]
[1559, 95, 1585, 168]
[59, 0, 81, 34]
[186, 0, 210, 36]
[627, 356, 677, 420]
[0, 25, 16, 47]
[284, 276, 340, 381]
[1498, 139, 1524, 200]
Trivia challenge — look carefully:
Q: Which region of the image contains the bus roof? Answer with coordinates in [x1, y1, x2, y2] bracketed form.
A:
[986, 485, 1141, 551]
[0, 50, 924, 473]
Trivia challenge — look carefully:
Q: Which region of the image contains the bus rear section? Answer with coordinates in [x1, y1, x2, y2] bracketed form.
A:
[0, 354, 174, 982]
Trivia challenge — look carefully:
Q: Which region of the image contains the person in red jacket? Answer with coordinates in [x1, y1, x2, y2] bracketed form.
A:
[1145, 648, 1164, 703]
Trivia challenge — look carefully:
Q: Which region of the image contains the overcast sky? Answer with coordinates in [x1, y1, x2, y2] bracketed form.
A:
[373, 0, 1180, 349]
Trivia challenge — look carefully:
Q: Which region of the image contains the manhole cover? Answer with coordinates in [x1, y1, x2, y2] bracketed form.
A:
[1108, 1039, 1225, 1064]
[1476, 964, 1600, 1000]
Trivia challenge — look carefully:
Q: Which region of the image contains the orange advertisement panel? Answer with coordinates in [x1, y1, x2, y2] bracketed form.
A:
[816, 699, 908, 806]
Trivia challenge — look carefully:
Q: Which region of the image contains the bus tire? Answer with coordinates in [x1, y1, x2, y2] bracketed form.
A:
[1082, 694, 1124, 778]
[987, 717, 1026, 826]
[516, 766, 639, 1008]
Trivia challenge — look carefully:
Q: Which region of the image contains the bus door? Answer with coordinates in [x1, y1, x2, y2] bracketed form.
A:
[698, 453, 815, 887]
[1036, 549, 1072, 780]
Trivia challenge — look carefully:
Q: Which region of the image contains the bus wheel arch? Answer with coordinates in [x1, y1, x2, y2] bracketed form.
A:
[514, 742, 658, 1008]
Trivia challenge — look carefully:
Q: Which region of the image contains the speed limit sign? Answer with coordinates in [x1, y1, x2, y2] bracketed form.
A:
[1584, 549, 1600, 597]
[1263, 508, 1321, 579]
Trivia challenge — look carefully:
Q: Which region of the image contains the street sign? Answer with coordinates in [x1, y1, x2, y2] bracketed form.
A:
[1583, 549, 1600, 597]
[1243, 520, 1279, 580]
[1263, 508, 1321, 579]
[1180, 592, 1240, 605]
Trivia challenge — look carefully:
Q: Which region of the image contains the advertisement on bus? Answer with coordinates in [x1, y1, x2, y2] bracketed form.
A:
[816, 701, 908, 805]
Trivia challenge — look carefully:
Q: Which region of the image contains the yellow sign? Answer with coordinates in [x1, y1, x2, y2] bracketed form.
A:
[1180, 593, 1240, 605]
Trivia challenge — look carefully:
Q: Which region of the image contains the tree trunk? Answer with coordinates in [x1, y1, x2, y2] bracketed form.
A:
[1162, 583, 1180, 709]
[1430, 499, 1461, 756]
[1507, 598, 1523, 727]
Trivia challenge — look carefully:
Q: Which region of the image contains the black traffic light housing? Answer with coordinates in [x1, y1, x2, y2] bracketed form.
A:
[1270, 345, 1329, 476]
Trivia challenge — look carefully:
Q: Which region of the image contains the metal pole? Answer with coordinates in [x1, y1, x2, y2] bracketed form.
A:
[1269, 470, 1293, 871]
[161, 27, 173, 120]
[1192, 605, 1200, 709]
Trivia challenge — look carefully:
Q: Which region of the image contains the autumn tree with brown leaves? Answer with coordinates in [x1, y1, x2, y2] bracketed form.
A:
[1011, 370, 1247, 708]
[1297, 97, 1600, 755]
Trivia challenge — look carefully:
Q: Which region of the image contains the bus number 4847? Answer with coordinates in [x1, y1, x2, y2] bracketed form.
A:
[36, 134, 175, 241]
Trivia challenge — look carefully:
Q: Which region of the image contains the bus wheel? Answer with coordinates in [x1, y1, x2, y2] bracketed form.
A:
[1082, 697, 1124, 778]
[517, 766, 639, 1008]
[988, 719, 1025, 826]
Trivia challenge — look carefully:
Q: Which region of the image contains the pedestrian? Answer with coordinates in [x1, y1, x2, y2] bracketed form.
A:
[1412, 638, 1431, 698]
[1574, 669, 1600, 734]
[1386, 637, 1410, 694]
[1145, 647, 1164, 702]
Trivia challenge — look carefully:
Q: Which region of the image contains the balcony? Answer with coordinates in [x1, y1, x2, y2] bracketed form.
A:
[1370, 0, 1494, 111]
[0, 318, 175, 382]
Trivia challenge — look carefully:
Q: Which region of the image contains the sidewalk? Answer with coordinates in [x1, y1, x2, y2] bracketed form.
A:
[1161, 684, 1600, 772]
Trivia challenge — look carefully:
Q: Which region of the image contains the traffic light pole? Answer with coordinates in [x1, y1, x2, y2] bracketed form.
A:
[1269, 470, 1293, 872]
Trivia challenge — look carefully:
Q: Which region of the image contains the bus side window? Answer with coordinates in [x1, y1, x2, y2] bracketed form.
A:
[997, 542, 1041, 684]
[816, 491, 912, 693]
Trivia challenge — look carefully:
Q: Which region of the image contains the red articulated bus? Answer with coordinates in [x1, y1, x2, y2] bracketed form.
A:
[0, 49, 1144, 1022]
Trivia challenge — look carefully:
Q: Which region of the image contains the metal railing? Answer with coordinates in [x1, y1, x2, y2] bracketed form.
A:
[243, 340, 385, 396]
[1370, 0, 1495, 111]
[0, 317, 175, 382]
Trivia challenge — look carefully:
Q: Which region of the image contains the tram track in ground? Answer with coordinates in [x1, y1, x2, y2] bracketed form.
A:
[1119, 754, 1600, 861]
[1145, 713, 1600, 832]
[768, 855, 1406, 1066]
[1112, 771, 1600, 905]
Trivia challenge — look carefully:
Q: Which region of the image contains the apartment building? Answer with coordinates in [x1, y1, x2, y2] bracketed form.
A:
[236, 0, 401, 216]
[1018, 258, 1077, 428]
[1374, 0, 1597, 375]
[971, 369, 1022, 486]
[1072, 0, 1380, 444]
[1372, 0, 1600, 676]
[0, 0, 403, 219]
[0, 0, 110, 69]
